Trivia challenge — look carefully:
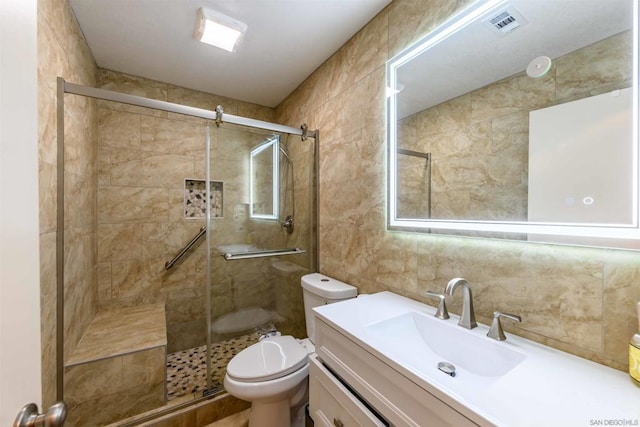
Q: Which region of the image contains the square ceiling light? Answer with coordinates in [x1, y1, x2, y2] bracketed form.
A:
[194, 7, 247, 52]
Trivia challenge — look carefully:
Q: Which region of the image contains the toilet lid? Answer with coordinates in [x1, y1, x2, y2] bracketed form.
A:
[226, 335, 308, 382]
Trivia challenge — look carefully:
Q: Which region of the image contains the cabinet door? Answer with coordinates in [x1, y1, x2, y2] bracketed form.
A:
[309, 356, 386, 427]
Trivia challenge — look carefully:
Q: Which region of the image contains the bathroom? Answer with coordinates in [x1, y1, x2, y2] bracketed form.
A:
[2, 0, 640, 426]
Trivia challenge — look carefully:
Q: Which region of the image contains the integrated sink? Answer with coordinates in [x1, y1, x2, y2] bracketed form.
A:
[313, 291, 640, 426]
[367, 311, 526, 378]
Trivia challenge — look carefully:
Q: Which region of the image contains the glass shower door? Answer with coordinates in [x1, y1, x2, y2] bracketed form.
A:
[61, 94, 213, 425]
[205, 122, 316, 393]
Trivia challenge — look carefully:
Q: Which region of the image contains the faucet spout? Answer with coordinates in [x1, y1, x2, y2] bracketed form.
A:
[445, 277, 477, 329]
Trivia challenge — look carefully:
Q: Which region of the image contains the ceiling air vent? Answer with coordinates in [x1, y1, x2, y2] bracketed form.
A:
[485, 6, 528, 35]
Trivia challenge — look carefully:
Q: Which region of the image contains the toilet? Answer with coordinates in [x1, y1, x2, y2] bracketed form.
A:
[223, 273, 357, 427]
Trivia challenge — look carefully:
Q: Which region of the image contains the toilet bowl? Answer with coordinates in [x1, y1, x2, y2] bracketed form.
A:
[223, 273, 357, 427]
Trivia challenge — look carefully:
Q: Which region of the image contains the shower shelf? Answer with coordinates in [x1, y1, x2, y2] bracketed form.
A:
[222, 247, 306, 260]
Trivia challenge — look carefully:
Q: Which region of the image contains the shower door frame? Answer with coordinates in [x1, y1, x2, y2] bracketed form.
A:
[56, 77, 319, 422]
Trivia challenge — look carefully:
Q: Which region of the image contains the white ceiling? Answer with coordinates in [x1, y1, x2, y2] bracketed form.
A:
[69, 0, 391, 108]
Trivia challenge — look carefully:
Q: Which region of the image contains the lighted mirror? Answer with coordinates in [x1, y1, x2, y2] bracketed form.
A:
[387, 0, 640, 248]
[250, 136, 279, 219]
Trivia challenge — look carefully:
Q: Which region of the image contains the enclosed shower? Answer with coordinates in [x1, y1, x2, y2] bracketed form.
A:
[56, 78, 318, 426]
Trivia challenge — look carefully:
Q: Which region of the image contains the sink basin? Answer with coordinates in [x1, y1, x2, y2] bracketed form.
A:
[367, 311, 526, 377]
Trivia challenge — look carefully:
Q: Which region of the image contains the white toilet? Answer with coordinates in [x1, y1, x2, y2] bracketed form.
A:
[223, 273, 357, 427]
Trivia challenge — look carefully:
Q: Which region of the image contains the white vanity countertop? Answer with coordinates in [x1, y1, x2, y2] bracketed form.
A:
[314, 292, 640, 427]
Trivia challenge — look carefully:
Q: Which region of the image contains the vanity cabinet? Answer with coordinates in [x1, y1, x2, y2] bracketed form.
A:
[311, 318, 480, 427]
[311, 291, 640, 426]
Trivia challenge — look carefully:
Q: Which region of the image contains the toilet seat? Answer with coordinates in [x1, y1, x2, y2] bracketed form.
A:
[226, 335, 308, 382]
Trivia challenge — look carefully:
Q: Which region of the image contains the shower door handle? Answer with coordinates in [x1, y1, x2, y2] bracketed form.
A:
[13, 401, 67, 427]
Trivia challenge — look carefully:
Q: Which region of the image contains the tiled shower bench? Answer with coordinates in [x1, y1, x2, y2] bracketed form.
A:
[63, 303, 167, 426]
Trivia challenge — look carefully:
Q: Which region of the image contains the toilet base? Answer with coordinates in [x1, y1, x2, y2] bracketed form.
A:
[246, 379, 308, 427]
[247, 400, 307, 427]
[248, 400, 291, 427]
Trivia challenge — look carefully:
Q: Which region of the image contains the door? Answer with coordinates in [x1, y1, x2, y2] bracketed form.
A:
[0, 0, 43, 425]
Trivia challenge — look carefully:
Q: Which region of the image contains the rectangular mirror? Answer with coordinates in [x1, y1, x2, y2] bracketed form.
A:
[387, 0, 640, 248]
[250, 136, 279, 219]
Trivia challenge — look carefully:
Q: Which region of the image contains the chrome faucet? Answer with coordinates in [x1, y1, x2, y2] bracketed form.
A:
[425, 291, 449, 320]
[487, 311, 522, 341]
[444, 278, 477, 329]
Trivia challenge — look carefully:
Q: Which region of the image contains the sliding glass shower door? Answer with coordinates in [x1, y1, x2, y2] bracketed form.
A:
[205, 123, 316, 393]
[61, 94, 212, 425]
[58, 79, 317, 426]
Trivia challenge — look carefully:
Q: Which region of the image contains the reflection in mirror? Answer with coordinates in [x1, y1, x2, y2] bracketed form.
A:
[397, 149, 432, 219]
[250, 136, 279, 219]
[387, 0, 640, 247]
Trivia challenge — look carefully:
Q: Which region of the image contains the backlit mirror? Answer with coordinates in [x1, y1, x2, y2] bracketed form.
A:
[250, 136, 279, 219]
[387, 0, 640, 248]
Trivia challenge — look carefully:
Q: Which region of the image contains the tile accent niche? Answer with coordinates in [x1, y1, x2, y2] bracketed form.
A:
[185, 179, 223, 219]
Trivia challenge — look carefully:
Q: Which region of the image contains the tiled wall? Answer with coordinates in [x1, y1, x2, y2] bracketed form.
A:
[38, 0, 98, 407]
[397, 31, 632, 221]
[94, 77, 211, 353]
[275, 0, 640, 372]
[95, 70, 311, 352]
[62, 303, 167, 426]
[38, 1, 313, 417]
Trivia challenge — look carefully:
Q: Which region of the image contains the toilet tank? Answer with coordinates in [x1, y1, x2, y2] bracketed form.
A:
[301, 273, 357, 343]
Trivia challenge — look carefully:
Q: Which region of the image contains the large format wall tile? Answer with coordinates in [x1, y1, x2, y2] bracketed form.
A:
[110, 152, 195, 189]
[140, 115, 206, 155]
[99, 109, 142, 149]
[95, 69, 310, 361]
[98, 69, 168, 101]
[555, 32, 633, 102]
[99, 187, 170, 223]
[38, 0, 99, 408]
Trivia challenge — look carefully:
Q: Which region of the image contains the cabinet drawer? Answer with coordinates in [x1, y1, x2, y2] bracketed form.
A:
[316, 319, 481, 427]
[309, 355, 386, 427]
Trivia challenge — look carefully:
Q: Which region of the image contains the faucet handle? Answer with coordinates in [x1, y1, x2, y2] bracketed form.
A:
[425, 291, 450, 320]
[487, 311, 522, 341]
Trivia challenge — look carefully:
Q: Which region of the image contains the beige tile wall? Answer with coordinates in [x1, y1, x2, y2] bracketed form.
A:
[95, 71, 235, 352]
[63, 346, 165, 426]
[38, 2, 313, 418]
[95, 70, 312, 352]
[275, 0, 640, 372]
[38, 0, 98, 407]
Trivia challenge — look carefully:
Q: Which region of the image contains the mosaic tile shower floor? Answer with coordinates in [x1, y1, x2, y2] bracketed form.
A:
[166, 332, 261, 401]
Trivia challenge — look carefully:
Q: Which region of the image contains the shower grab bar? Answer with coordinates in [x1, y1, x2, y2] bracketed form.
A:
[223, 247, 305, 260]
[165, 226, 207, 270]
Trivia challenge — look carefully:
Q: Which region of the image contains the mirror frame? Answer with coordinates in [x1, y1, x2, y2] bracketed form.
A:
[386, 0, 640, 247]
[250, 136, 279, 220]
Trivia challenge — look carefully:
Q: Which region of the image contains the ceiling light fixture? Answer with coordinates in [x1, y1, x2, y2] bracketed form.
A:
[194, 7, 247, 52]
